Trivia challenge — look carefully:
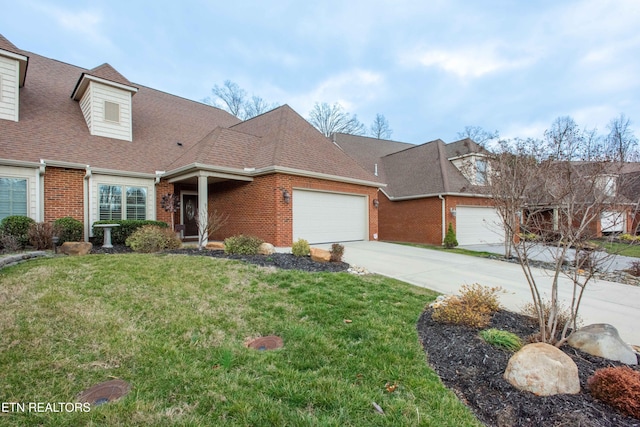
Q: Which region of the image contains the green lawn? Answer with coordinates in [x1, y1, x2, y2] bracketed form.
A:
[395, 242, 501, 258]
[0, 254, 481, 426]
[595, 241, 640, 258]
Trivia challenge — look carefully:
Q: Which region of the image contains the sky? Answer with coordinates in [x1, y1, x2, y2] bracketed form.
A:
[1, 0, 639, 144]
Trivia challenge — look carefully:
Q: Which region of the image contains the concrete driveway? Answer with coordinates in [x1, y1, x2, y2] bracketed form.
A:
[336, 241, 640, 345]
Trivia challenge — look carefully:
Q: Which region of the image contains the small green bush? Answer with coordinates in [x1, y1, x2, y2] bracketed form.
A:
[443, 222, 458, 248]
[330, 243, 345, 262]
[479, 328, 522, 352]
[92, 220, 168, 245]
[0, 215, 36, 249]
[224, 234, 264, 255]
[431, 284, 503, 328]
[53, 217, 83, 244]
[292, 238, 310, 257]
[28, 222, 54, 250]
[588, 366, 640, 419]
[125, 225, 181, 253]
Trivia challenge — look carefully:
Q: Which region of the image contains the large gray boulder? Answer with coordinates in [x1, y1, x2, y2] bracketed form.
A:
[504, 342, 580, 396]
[568, 323, 638, 365]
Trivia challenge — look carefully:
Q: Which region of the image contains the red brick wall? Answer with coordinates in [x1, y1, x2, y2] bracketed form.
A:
[155, 180, 176, 227]
[379, 194, 495, 245]
[44, 167, 84, 226]
[207, 173, 379, 246]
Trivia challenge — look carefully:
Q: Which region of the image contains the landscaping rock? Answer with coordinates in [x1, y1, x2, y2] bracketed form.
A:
[504, 342, 580, 396]
[568, 323, 638, 365]
[60, 242, 93, 256]
[205, 242, 225, 250]
[258, 242, 275, 255]
[310, 247, 331, 263]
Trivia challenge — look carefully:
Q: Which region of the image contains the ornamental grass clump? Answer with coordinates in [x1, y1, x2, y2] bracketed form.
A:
[479, 328, 523, 352]
[224, 234, 264, 255]
[291, 238, 310, 257]
[125, 225, 182, 253]
[588, 366, 640, 419]
[431, 283, 503, 328]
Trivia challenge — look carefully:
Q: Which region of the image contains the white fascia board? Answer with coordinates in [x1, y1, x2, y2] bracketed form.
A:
[382, 188, 493, 201]
[0, 158, 42, 168]
[253, 166, 385, 188]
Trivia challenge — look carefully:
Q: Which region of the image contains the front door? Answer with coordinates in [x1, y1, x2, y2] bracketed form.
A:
[183, 194, 198, 237]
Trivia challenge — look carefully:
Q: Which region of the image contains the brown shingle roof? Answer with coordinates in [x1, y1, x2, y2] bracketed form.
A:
[0, 36, 381, 186]
[231, 106, 381, 183]
[0, 34, 21, 55]
[335, 133, 486, 198]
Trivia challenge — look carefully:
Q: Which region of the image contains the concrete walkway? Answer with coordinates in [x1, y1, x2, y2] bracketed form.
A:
[330, 241, 640, 345]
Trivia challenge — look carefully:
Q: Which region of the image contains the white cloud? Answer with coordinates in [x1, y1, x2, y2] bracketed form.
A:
[400, 43, 536, 79]
[31, 2, 113, 48]
[290, 69, 384, 115]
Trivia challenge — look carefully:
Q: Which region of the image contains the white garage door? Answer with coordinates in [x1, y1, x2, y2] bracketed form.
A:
[601, 211, 625, 233]
[293, 190, 367, 244]
[456, 206, 504, 245]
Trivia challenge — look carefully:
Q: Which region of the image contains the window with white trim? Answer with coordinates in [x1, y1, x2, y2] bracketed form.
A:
[104, 101, 120, 123]
[99, 185, 146, 220]
[0, 177, 27, 220]
[476, 159, 487, 185]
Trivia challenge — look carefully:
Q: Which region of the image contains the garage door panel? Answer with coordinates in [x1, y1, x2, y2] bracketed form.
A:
[293, 190, 367, 244]
[456, 206, 504, 245]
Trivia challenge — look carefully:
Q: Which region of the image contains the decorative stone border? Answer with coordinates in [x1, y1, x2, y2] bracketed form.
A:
[0, 251, 48, 270]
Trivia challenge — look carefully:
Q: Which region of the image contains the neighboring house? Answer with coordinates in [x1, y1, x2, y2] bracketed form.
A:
[334, 133, 501, 245]
[0, 34, 382, 246]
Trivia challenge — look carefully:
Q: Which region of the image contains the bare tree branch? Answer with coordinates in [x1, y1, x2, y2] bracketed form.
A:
[308, 102, 366, 137]
[370, 113, 393, 139]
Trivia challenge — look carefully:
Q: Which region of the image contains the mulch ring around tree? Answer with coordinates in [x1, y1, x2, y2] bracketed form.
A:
[416, 309, 640, 427]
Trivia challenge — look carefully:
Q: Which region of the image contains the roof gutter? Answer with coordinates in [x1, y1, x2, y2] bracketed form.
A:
[380, 188, 492, 201]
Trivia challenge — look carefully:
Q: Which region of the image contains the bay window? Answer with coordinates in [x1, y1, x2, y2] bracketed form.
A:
[99, 184, 146, 220]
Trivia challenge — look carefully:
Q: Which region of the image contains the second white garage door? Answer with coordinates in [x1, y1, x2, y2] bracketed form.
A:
[293, 190, 367, 244]
[456, 206, 504, 245]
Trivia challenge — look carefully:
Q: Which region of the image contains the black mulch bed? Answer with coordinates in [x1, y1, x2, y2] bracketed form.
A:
[417, 309, 640, 427]
[90, 244, 349, 273]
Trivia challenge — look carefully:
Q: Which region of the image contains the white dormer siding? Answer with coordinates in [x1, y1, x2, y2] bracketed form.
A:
[450, 154, 489, 186]
[0, 54, 20, 121]
[79, 81, 133, 141]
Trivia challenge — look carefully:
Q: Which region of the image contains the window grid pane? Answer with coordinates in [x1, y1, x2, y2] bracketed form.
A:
[0, 178, 27, 220]
[126, 187, 146, 220]
[99, 185, 122, 221]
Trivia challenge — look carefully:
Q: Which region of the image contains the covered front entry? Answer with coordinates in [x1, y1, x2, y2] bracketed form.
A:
[181, 193, 198, 237]
[456, 206, 504, 245]
[292, 189, 368, 244]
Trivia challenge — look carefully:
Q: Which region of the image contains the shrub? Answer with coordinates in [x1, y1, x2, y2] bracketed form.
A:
[588, 366, 640, 419]
[330, 243, 345, 262]
[521, 300, 579, 332]
[53, 217, 83, 244]
[0, 215, 36, 249]
[479, 328, 523, 352]
[431, 283, 503, 328]
[443, 223, 458, 249]
[28, 222, 54, 250]
[0, 233, 21, 253]
[292, 239, 310, 257]
[224, 235, 264, 255]
[92, 220, 168, 245]
[125, 225, 181, 253]
[628, 261, 640, 277]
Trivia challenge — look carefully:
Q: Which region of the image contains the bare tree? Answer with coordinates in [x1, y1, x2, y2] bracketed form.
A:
[457, 125, 499, 146]
[308, 102, 366, 137]
[160, 193, 180, 232]
[244, 95, 278, 119]
[204, 80, 278, 120]
[606, 113, 638, 162]
[370, 113, 393, 139]
[205, 80, 247, 117]
[543, 116, 582, 160]
[487, 138, 635, 346]
[196, 209, 229, 250]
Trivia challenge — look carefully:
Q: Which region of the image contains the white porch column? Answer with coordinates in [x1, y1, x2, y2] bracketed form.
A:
[198, 174, 209, 247]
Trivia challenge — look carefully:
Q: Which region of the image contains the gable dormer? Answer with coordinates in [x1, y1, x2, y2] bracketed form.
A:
[0, 34, 28, 122]
[71, 63, 138, 141]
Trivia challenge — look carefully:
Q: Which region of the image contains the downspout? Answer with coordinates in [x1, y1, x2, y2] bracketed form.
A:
[38, 160, 46, 222]
[84, 166, 92, 242]
[439, 194, 446, 243]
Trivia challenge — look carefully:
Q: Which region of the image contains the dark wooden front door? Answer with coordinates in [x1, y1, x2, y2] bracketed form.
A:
[183, 194, 198, 237]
